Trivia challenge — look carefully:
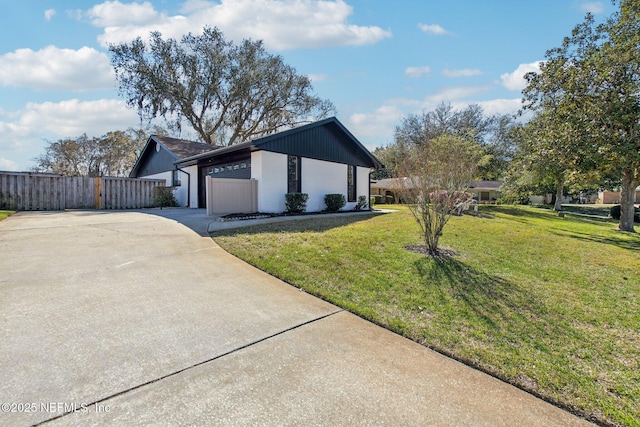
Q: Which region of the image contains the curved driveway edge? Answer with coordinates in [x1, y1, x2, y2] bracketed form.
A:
[0, 210, 592, 426]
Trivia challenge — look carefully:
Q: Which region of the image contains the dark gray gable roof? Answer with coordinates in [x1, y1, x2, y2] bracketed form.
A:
[176, 117, 383, 169]
[152, 135, 216, 160]
[129, 135, 218, 177]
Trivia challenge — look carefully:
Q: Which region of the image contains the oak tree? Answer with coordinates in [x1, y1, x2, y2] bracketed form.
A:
[522, 0, 640, 231]
[109, 27, 335, 146]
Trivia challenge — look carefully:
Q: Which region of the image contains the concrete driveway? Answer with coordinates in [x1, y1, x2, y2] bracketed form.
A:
[0, 210, 591, 426]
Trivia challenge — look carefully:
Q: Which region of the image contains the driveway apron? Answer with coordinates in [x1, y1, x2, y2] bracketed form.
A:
[0, 210, 592, 426]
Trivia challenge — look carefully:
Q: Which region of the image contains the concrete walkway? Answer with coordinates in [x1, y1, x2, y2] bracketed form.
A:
[0, 210, 592, 426]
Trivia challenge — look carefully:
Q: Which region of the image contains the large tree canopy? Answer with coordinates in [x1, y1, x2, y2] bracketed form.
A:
[393, 103, 515, 180]
[522, 0, 640, 231]
[109, 27, 336, 146]
[32, 129, 149, 177]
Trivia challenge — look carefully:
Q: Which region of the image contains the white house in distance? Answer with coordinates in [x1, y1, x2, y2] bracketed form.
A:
[130, 117, 384, 213]
[371, 178, 503, 204]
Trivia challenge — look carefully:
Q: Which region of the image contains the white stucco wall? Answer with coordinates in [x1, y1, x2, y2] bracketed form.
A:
[251, 151, 372, 213]
[181, 165, 198, 208]
[141, 169, 197, 207]
[302, 158, 346, 211]
[251, 151, 288, 213]
[356, 166, 371, 208]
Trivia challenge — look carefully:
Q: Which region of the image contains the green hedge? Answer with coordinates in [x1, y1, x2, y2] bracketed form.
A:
[154, 186, 178, 208]
[324, 193, 346, 212]
[285, 193, 308, 213]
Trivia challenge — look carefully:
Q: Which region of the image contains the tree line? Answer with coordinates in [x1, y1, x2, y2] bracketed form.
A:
[32, 128, 165, 177]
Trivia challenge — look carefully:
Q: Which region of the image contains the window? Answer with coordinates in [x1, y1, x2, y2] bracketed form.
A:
[347, 165, 356, 202]
[172, 170, 181, 186]
[288, 155, 301, 193]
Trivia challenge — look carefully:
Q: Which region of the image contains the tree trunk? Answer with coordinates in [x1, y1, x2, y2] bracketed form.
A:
[618, 168, 638, 232]
[554, 177, 564, 212]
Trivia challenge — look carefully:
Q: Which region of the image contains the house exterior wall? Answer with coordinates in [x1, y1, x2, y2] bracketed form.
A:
[356, 166, 371, 207]
[183, 165, 198, 208]
[250, 151, 372, 213]
[470, 189, 500, 203]
[251, 151, 288, 213]
[302, 158, 346, 211]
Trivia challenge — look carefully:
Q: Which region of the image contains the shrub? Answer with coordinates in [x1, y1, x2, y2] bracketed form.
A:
[372, 195, 383, 205]
[610, 204, 640, 222]
[370, 196, 376, 207]
[324, 193, 346, 212]
[610, 204, 621, 219]
[385, 195, 394, 204]
[285, 193, 308, 213]
[355, 195, 368, 210]
[154, 186, 178, 208]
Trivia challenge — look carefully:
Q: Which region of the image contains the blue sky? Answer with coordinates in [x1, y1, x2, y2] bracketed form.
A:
[0, 0, 616, 171]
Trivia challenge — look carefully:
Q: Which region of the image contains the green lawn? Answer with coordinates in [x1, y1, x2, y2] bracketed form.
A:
[211, 205, 640, 426]
[0, 210, 14, 221]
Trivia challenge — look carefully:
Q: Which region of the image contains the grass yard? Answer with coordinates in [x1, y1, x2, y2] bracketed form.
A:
[211, 205, 640, 426]
[0, 210, 14, 221]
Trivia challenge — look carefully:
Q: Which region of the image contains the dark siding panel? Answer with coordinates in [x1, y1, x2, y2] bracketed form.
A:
[259, 122, 375, 167]
[136, 146, 178, 177]
[201, 157, 251, 179]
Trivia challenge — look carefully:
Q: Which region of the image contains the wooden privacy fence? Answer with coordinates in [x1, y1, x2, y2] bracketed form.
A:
[206, 177, 258, 215]
[0, 172, 166, 210]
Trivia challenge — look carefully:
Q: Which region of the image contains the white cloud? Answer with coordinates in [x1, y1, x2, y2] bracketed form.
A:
[44, 9, 56, 21]
[0, 99, 141, 170]
[308, 73, 327, 82]
[405, 66, 431, 78]
[580, 2, 605, 14]
[500, 61, 541, 91]
[0, 158, 20, 171]
[86, 1, 160, 27]
[476, 98, 523, 116]
[424, 85, 493, 103]
[349, 104, 405, 141]
[442, 68, 482, 78]
[19, 99, 139, 136]
[0, 46, 114, 91]
[418, 23, 449, 35]
[346, 84, 514, 147]
[86, 0, 391, 50]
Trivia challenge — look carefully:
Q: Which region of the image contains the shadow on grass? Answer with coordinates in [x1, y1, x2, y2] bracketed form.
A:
[549, 229, 640, 251]
[211, 212, 386, 237]
[414, 255, 547, 329]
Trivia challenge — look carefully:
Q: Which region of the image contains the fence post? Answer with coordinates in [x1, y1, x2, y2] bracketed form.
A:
[95, 177, 102, 209]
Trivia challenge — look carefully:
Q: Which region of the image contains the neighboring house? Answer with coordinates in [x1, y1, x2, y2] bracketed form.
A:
[370, 177, 404, 202]
[371, 178, 503, 204]
[130, 117, 383, 213]
[598, 187, 640, 204]
[468, 180, 503, 203]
